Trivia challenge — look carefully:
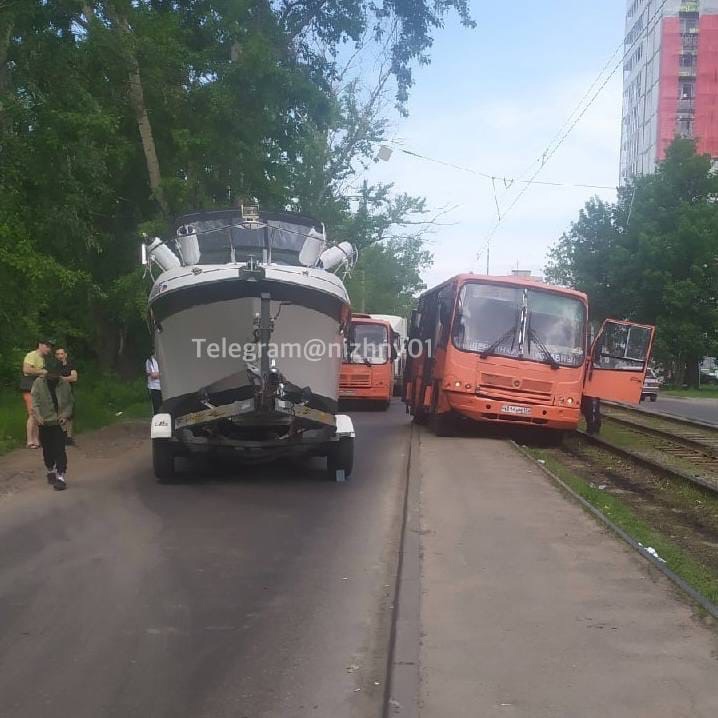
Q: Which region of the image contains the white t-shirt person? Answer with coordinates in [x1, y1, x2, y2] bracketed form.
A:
[146, 356, 161, 391]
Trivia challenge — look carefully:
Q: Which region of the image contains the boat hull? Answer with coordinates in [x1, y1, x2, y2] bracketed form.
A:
[149, 266, 350, 419]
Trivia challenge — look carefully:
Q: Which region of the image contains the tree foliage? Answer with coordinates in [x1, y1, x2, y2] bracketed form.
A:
[546, 139, 718, 385]
[0, 0, 472, 383]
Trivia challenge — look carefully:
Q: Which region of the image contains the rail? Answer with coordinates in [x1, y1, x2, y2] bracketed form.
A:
[600, 405, 718, 459]
[575, 430, 718, 495]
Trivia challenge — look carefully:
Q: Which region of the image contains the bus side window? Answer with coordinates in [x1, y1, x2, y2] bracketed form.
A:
[418, 292, 438, 360]
[408, 309, 421, 340]
[436, 286, 455, 349]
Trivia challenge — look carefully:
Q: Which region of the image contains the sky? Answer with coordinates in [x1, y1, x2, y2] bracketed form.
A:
[364, 0, 627, 288]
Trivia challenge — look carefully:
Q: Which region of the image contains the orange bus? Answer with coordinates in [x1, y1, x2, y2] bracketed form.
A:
[403, 274, 654, 438]
[339, 315, 397, 410]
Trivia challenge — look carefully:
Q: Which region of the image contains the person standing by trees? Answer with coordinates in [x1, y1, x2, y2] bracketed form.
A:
[31, 358, 74, 491]
[146, 354, 162, 415]
[55, 347, 78, 446]
[21, 340, 53, 449]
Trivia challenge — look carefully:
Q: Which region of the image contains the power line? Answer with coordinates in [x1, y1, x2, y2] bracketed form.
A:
[511, 44, 626, 188]
[509, 0, 670, 190]
[480, 0, 671, 268]
[388, 143, 617, 190]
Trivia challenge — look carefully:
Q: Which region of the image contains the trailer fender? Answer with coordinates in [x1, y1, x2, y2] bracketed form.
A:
[334, 414, 355, 439]
[151, 413, 173, 440]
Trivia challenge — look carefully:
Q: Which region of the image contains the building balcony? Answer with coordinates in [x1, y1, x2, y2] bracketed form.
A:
[679, 66, 697, 78]
[680, 1, 699, 14]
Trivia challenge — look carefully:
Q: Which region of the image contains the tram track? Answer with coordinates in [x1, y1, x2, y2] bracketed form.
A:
[517, 415, 718, 615]
[601, 403, 718, 458]
[575, 429, 718, 495]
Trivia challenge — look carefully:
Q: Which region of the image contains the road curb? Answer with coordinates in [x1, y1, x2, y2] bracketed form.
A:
[383, 424, 421, 717]
[510, 441, 718, 622]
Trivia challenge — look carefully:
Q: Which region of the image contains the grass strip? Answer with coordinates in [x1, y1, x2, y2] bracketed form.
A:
[662, 386, 718, 399]
[527, 446, 718, 608]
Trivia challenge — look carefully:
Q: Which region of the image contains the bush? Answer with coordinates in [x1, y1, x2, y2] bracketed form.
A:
[0, 371, 150, 455]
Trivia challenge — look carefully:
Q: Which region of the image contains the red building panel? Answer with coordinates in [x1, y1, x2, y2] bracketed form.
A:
[695, 15, 718, 158]
[657, 17, 681, 161]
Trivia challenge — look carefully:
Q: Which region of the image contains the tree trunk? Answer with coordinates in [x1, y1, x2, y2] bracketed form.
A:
[106, 3, 168, 215]
[686, 358, 701, 389]
[0, 15, 12, 130]
[0, 16, 12, 93]
[673, 360, 686, 388]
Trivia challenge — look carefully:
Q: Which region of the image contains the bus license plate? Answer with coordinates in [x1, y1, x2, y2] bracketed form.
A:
[501, 404, 531, 416]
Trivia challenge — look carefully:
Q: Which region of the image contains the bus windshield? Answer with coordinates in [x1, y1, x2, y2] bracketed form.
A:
[453, 282, 586, 368]
[349, 324, 390, 365]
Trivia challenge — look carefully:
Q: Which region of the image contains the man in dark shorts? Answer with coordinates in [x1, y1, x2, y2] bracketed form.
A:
[31, 358, 74, 491]
[55, 347, 78, 445]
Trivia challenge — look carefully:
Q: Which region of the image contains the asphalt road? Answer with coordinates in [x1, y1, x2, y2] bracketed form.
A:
[0, 404, 410, 718]
[640, 395, 718, 425]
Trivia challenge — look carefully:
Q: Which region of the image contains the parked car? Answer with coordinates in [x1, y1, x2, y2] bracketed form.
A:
[641, 369, 660, 402]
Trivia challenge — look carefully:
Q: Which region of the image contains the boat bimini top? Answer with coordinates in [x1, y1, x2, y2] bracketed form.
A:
[143, 206, 356, 277]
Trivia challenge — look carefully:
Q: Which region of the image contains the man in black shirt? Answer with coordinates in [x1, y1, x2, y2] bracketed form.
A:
[55, 347, 78, 445]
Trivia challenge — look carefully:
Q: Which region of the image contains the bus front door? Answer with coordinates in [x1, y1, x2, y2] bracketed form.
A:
[583, 319, 655, 404]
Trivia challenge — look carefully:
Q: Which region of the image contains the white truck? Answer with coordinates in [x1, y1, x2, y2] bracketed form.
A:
[371, 314, 408, 396]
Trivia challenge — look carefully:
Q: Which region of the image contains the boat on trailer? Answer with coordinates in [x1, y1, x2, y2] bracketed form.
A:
[143, 206, 357, 481]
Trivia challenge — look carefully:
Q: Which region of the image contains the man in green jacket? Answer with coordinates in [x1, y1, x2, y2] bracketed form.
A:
[31, 358, 74, 491]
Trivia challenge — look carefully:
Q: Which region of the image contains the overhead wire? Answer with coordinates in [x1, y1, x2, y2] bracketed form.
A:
[479, 0, 671, 268]
[388, 143, 617, 190]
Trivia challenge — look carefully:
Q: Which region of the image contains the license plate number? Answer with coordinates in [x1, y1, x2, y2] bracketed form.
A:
[501, 404, 531, 416]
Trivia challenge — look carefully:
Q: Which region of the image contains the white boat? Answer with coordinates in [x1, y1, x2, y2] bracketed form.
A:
[144, 207, 357, 481]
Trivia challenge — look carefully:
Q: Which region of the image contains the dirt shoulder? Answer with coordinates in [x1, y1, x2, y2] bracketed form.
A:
[0, 420, 148, 500]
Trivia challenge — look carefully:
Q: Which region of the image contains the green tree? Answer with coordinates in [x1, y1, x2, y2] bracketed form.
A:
[546, 139, 718, 386]
[0, 0, 473, 382]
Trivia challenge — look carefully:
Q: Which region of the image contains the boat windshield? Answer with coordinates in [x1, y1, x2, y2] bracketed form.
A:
[174, 214, 325, 267]
[348, 323, 390, 365]
[453, 282, 586, 368]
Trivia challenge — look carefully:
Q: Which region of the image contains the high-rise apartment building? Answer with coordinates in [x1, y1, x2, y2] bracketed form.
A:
[620, 0, 718, 183]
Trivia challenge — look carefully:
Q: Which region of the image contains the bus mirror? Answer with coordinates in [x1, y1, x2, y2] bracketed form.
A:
[390, 344, 398, 362]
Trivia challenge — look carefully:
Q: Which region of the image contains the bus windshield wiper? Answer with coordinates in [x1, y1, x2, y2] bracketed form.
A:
[528, 326, 560, 370]
[479, 319, 519, 360]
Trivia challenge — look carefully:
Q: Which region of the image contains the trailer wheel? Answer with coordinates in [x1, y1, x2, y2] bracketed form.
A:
[153, 439, 176, 482]
[327, 437, 354, 480]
